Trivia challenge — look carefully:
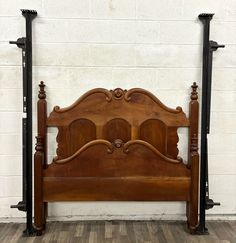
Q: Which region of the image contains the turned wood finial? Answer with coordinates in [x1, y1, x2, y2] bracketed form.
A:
[191, 82, 198, 100]
[38, 81, 46, 99]
[35, 136, 44, 152]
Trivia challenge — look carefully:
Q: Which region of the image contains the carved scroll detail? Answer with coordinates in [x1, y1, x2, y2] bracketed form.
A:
[53, 138, 182, 165]
[175, 130, 180, 160]
[124, 88, 182, 113]
[55, 127, 65, 161]
[53, 88, 112, 113]
[123, 140, 181, 164]
[53, 139, 114, 164]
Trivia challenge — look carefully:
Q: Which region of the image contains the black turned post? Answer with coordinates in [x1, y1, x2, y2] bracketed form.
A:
[9, 9, 37, 237]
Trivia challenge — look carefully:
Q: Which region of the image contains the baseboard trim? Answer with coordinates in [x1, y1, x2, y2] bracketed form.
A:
[1, 214, 236, 223]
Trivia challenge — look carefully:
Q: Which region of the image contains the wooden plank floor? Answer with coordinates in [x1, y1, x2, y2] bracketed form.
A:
[0, 221, 236, 243]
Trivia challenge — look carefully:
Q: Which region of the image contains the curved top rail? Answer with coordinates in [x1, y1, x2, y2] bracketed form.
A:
[53, 88, 112, 113]
[124, 88, 182, 114]
[51, 87, 183, 114]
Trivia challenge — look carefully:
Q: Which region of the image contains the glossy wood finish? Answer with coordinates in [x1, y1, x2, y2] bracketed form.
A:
[47, 87, 189, 160]
[43, 177, 190, 201]
[103, 118, 131, 143]
[34, 81, 47, 232]
[2, 221, 236, 243]
[48, 140, 188, 175]
[34, 83, 199, 235]
[187, 82, 200, 232]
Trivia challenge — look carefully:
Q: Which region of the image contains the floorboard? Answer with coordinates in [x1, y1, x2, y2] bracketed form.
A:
[0, 221, 236, 243]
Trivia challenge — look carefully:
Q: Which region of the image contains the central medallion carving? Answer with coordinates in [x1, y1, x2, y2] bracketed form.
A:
[111, 88, 127, 99]
[112, 139, 124, 148]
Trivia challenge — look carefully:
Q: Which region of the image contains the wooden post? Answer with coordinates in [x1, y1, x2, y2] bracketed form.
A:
[34, 81, 47, 235]
[34, 136, 44, 234]
[187, 82, 199, 233]
[37, 81, 47, 164]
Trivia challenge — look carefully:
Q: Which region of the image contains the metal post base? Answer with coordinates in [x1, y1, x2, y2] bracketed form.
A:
[22, 227, 38, 237]
[195, 225, 209, 235]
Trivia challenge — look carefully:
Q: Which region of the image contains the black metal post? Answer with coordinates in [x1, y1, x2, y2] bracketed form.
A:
[10, 9, 37, 237]
[197, 13, 224, 235]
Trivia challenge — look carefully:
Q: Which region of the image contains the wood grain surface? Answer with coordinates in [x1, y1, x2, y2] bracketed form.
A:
[1, 221, 236, 243]
[34, 83, 199, 234]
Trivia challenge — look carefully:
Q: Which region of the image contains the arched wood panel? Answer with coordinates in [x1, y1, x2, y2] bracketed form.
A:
[68, 119, 96, 156]
[47, 88, 189, 162]
[103, 118, 131, 143]
[139, 119, 167, 155]
[55, 119, 96, 159]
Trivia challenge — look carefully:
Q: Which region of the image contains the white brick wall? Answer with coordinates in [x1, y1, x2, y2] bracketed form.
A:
[0, 0, 236, 221]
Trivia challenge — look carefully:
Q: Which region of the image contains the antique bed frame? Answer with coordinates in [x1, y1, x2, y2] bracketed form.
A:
[34, 81, 199, 235]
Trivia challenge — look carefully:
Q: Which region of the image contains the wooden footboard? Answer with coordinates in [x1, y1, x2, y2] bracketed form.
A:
[43, 139, 191, 201]
[34, 82, 199, 235]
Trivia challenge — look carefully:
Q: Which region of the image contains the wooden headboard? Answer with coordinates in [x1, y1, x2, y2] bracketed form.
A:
[34, 82, 199, 235]
[47, 88, 189, 162]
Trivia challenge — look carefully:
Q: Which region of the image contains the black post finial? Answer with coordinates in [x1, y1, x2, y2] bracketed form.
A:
[21, 9, 37, 19]
[198, 13, 214, 21]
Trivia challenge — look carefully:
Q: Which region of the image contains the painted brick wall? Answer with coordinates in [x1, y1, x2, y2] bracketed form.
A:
[0, 0, 236, 221]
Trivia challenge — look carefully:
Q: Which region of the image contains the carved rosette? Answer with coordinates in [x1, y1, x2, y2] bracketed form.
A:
[191, 82, 198, 100]
[111, 88, 127, 100]
[38, 81, 46, 99]
[112, 139, 124, 148]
